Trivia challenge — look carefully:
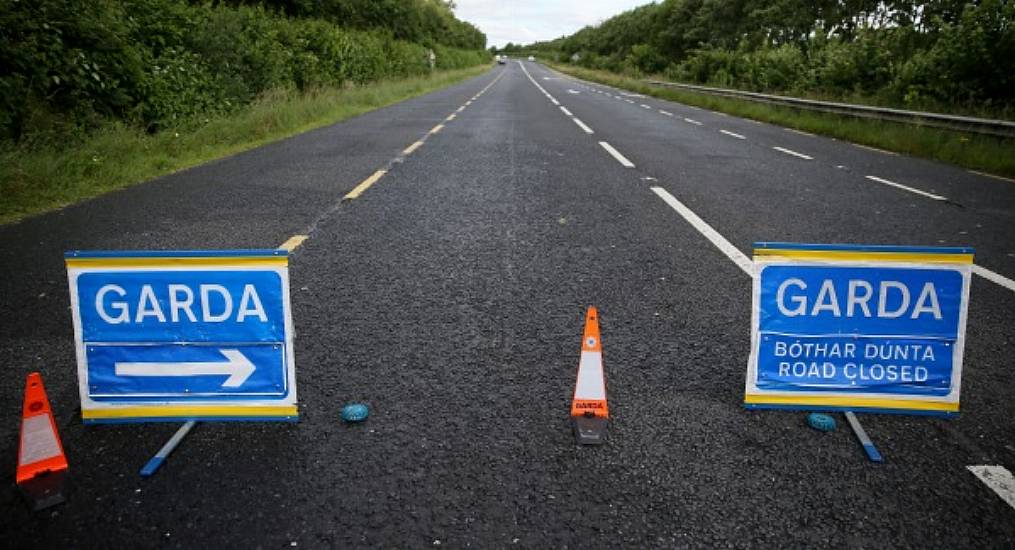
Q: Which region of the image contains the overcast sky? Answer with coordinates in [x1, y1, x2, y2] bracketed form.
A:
[454, 0, 650, 49]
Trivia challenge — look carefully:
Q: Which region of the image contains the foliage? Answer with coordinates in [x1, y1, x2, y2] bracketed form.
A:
[0, 0, 489, 143]
[517, 0, 1015, 116]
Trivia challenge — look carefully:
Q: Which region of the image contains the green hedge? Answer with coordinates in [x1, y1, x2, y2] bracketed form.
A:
[0, 0, 490, 143]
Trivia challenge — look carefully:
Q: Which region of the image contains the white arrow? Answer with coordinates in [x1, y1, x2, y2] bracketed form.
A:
[115, 349, 256, 388]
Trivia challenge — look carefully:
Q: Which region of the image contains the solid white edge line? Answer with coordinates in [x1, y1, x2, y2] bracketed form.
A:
[865, 175, 946, 201]
[773, 146, 813, 160]
[560, 106, 573, 116]
[785, 127, 815, 137]
[599, 141, 635, 168]
[573, 118, 594, 134]
[650, 187, 752, 276]
[720, 130, 746, 140]
[968, 465, 1015, 510]
[973, 265, 1015, 293]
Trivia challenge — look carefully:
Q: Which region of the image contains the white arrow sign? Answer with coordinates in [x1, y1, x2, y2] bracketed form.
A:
[115, 349, 256, 388]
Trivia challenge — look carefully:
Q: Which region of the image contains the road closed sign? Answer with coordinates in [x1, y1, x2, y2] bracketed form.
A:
[65, 250, 298, 423]
[744, 243, 973, 416]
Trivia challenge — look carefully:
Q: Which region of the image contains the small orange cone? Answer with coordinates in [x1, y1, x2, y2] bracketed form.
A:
[571, 307, 609, 444]
[16, 373, 68, 510]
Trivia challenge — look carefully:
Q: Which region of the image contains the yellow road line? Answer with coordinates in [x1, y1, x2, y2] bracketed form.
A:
[344, 169, 387, 200]
[429, 124, 444, 135]
[446, 113, 457, 121]
[403, 141, 424, 155]
[279, 235, 308, 252]
[457, 106, 466, 112]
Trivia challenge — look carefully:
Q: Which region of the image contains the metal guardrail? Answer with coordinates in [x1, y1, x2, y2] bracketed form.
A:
[644, 79, 1015, 138]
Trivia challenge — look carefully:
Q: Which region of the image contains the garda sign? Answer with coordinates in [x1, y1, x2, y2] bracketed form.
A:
[745, 243, 973, 416]
[65, 250, 298, 423]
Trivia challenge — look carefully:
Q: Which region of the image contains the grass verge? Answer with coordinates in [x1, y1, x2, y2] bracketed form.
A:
[547, 63, 1015, 181]
[0, 65, 492, 225]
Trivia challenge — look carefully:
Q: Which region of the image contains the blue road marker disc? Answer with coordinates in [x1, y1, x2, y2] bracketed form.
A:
[341, 403, 369, 423]
[807, 413, 836, 432]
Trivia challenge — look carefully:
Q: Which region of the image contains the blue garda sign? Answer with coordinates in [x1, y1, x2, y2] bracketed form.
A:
[66, 250, 298, 423]
[745, 243, 973, 416]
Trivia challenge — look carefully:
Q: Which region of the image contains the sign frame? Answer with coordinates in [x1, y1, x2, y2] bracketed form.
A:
[65, 250, 298, 424]
[744, 242, 973, 417]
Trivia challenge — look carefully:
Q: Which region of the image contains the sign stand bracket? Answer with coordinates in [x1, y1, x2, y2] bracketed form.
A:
[140, 421, 197, 477]
[844, 412, 883, 463]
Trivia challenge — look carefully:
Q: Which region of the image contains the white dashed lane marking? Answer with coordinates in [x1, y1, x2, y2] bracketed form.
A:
[773, 146, 813, 160]
[599, 142, 635, 168]
[720, 130, 746, 140]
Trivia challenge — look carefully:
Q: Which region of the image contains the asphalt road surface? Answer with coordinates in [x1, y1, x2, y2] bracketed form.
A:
[2, 61, 1014, 548]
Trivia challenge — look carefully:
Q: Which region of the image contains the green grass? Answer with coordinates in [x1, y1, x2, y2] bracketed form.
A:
[0, 65, 492, 225]
[547, 63, 1015, 181]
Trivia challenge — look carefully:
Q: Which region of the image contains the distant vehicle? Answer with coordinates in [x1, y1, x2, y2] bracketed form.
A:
[497, 56, 506, 65]
[528, 56, 535, 61]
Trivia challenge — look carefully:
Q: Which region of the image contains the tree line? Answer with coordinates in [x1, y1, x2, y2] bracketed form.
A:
[519, 0, 1014, 113]
[0, 0, 488, 144]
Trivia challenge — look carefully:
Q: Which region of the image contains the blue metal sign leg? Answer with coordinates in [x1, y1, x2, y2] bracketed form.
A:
[140, 421, 197, 477]
[844, 412, 883, 463]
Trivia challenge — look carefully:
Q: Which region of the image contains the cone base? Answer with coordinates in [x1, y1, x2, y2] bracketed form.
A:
[573, 416, 608, 445]
[18, 470, 67, 511]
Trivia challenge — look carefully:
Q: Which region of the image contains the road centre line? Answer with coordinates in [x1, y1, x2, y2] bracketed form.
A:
[573, 118, 594, 134]
[968, 466, 1015, 510]
[773, 146, 813, 160]
[560, 106, 573, 116]
[650, 187, 753, 276]
[720, 130, 746, 140]
[641, 104, 652, 109]
[684, 118, 703, 126]
[659, 110, 673, 116]
[402, 141, 424, 155]
[865, 175, 946, 201]
[625, 99, 636, 104]
[465, 101, 472, 106]
[429, 124, 444, 135]
[445, 113, 456, 121]
[550, 98, 560, 105]
[344, 169, 387, 200]
[457, 106, 465, 112]
[278, 235, 308, 252]
[599, 141, 635, 168]
[972, 265, 1015, 293]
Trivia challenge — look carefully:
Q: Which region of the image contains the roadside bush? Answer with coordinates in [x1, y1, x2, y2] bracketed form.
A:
[0, 0, 489, 145]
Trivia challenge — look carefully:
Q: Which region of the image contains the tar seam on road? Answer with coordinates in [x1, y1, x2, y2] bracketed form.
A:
[967, 466, 1015, 510]
[599, 142, 635, 168]
[278, 235, 308, 252]
[773, 146, 813, 160]
[650, 187, 753, 276]
[720, 130, 747, 140]
[865, 175, 947, 201]
[573, 118, 594, 134]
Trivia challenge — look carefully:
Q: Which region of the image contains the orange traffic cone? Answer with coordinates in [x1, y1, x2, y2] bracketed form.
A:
[571, 307, 609, 444]
[16, 373, 68, 510]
